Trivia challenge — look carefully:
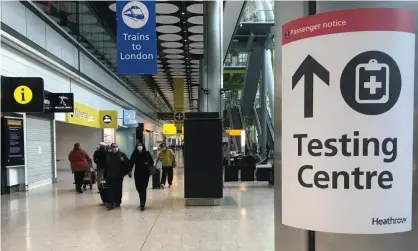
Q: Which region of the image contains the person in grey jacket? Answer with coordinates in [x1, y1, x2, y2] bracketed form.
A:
[105, 143, 129, 210]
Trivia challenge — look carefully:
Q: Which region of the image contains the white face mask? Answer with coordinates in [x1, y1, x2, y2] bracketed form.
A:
[112, 148, 118, 153]
[137, 146, 143, 151]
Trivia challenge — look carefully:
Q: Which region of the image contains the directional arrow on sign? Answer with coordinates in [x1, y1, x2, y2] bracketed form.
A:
[292, 55, 330, 118]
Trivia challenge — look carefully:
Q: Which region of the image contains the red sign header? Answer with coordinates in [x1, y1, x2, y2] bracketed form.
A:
[282, 8, 415, 45]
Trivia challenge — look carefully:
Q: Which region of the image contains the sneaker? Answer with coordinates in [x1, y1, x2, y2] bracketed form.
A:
[168, 184, 172, 188]
[160, 184, 165, 189]
[106, 204, 115, 210]
[140, 206, 145, 211]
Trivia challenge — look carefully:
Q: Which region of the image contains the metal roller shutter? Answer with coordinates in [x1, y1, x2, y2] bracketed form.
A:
[26, 115, 53, 189]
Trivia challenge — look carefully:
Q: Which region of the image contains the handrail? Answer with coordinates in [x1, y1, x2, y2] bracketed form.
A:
[267, 111, 274, 140]
[254, 104, 274, 143]
[241, 10, 275, 23]
[253, 105, 262, 136]
[237, 104, 252, 153]
[226, 100, 239, 152]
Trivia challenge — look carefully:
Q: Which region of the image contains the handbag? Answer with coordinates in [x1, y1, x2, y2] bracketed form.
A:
[148, 165, 157, 176]
[145, 151, 156, 175]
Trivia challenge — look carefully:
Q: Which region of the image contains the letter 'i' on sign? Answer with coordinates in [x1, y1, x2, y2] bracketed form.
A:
[281, 8, 415, 234]
[116, 0, 157, 75]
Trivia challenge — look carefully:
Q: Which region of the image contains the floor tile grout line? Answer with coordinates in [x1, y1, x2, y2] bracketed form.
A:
[139, 191, 169, 251]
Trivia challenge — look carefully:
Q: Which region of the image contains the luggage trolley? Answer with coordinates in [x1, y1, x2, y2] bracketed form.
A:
[82, 160, 96, 191]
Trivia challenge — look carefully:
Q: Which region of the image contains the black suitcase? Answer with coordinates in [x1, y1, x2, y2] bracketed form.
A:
[99, 181, 109, 204]
[152, 169, 161, 189]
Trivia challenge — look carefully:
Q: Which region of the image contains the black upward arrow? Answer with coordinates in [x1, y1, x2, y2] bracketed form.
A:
[292, 55, 330, 118]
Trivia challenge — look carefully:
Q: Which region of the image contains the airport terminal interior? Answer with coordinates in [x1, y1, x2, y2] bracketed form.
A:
[1, 1, 418, 251]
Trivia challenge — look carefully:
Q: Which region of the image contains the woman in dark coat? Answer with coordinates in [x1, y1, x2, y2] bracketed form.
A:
[130, 142, 154, 211]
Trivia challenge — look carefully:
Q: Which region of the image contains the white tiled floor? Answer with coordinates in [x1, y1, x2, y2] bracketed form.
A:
[1, 164, 274, 251]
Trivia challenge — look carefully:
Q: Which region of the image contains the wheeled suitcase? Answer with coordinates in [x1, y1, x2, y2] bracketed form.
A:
[152, 169, 161, 189]
[98, 180, 109, 204]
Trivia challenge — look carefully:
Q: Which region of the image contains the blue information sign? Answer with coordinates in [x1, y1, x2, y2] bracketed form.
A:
[117, 0, 157, 75]
[123, 110, 137, 125]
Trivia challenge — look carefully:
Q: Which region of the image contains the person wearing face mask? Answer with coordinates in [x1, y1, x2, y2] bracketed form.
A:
[94, 142, 108, 191]
[68, 143, 90, 194]
[130, 143, 154, 211]
[156, 142, 176, 188]
[104, 143, 129, 210]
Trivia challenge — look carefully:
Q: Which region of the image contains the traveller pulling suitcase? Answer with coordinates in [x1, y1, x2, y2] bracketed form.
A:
[98, 179, 109, 204]
[152, 169, 161, 189]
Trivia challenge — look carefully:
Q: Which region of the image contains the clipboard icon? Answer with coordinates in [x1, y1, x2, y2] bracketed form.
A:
[355, 59, 390, 104]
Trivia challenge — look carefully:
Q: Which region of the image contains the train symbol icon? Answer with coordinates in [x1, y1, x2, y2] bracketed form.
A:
[122, 1, 149, 29]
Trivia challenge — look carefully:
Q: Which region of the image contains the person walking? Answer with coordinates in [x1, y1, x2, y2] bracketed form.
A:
[156, 143, 176, 188]
[68, 143, 90, 194]
[94, 142, 108, 189]
[130, 142, 154, 211]
[105, 143, 129, 210]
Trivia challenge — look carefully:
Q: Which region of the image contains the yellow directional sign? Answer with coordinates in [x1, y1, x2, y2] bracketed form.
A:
[163, 123, 177, 135]
[226, 129, 242, 136]
[13, 85, 33, 104]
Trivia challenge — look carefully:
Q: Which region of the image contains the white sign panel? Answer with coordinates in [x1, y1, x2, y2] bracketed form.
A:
[281, 8, 415, 234]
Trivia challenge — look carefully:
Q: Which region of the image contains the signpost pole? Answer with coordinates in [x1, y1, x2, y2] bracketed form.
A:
[306, 3, 316, 250]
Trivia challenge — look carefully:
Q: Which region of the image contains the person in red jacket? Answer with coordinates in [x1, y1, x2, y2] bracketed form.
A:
[68, 143, 90, 194]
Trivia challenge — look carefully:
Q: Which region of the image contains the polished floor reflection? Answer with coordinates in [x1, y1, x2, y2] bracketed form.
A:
[1, 166, 274, 251]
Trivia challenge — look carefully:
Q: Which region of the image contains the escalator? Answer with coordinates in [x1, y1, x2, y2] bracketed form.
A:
[254, 107, 274, 144]
[223, 1, 247, 61]
[231, 107, 243, 129]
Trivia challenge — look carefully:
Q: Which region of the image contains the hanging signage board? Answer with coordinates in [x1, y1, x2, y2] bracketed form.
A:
[66, 103, 117, 129]
[226, 129, 242, 136]
[123, 110, 137, 125]
[99, 110, 118, 129]
[281, 8, 415, 234]
[116, 0, 157, 75]
[163, 124, 177, 135]
[1, 118, 25, 167]
[66, 102, 99, 128]
[1, 76, 44, 113]
[44, 93, 74, 113]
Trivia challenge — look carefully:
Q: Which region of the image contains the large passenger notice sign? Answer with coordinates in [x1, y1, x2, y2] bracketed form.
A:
[281, 8, 415, 234]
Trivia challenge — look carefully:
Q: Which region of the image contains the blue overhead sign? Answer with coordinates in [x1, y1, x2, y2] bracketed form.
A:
[117, 0, 157, 75]
[123, 110, 137, 125]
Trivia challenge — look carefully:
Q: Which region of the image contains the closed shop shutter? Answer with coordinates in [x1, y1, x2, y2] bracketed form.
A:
[26, 115, 53, 189]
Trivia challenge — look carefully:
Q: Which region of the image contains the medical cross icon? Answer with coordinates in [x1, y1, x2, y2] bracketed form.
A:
[175, 112, 184, 121]
[364, 76, 382, 95]
[340, 51, 402, 115]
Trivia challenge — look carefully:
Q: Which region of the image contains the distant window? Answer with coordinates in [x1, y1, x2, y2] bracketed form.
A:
[237, 53, 248, 66]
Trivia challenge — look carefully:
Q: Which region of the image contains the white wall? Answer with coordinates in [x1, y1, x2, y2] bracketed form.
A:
[0, 1, 157, 118]
[0, 43, 162, 131]
[55, 122, 102, 172]
[0, 44, 124, 115]
[115, 128, 135, 156]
